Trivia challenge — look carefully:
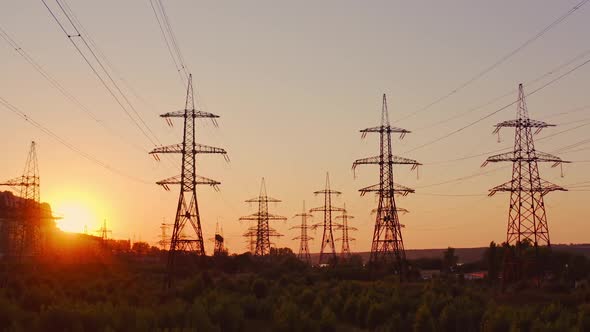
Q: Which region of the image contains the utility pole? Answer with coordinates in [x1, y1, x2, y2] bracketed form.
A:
[482, 83, 568, 283]
[291, 201, 313, 265]
[353, 94, 420, 277]
[335, 204, 357, 260]
[150, 74, 228, 287]
[0, 141, 41, 258]
[239, 178, 286, 256]
[310, 172, 344, 266]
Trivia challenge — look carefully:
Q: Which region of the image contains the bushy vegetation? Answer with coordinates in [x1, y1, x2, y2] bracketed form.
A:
[1, 245, 589, 331]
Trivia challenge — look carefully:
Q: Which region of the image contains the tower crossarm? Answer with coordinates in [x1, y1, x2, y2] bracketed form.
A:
[310, 206, 345, 213]
[150, 144, 183, 154]
[161, 110, 220, 127]
[293, 212, 313, 218]
[155, 174, 221, 191]
[488, 179, 567, 196]
[352, 155, 421, 171]
[313, 189, 342, 196]
[372, 207, 409, 214]
[0, 176, 38, 189]
[482, 151, 569, 167]
[293, 235, 314, 240]
[359, 183, 415, 196]
[360, 125, 411, 139]
[150, 143, 229, 159]
[238, 213, 287, 221]
[493, 118, 554, 131]
[161, 110, 220, 119]
[245, 196, 281, 203]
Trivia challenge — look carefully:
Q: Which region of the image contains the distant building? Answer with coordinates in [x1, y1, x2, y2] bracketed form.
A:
[0, 191, 56, 258]
[464, 271, 487, 280]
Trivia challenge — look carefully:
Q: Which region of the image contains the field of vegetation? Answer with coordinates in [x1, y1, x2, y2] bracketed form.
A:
[1, 243, 590, 332]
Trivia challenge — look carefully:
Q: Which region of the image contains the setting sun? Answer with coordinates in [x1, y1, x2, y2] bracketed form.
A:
[53, 201, 96, 233]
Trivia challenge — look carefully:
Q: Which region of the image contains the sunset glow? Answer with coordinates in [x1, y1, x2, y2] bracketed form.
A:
[53, 200, 96, 233]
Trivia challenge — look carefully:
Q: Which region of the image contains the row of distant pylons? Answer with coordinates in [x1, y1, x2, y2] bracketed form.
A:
[238, 174, 357, 266]
[146, 75, 567, 286]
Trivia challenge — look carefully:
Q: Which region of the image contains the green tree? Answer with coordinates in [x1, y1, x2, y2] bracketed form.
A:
[414, 303, 436, 332]
[485, 241, 500, 283]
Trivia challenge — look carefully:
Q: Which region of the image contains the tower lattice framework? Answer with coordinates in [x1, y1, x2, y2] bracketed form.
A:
[353, 94, 420, 274]
[150, 74, 228, 286]
[483, 83, 568, 279]
[292, 201, 313, 265]
[1, 141, 42, 258]
[335, 204, 356, 260]
[310, 173, 344, 266]
[239, 178, 286, 256]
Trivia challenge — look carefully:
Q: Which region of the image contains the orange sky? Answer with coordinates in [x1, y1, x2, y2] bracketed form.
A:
[1, 0, 589, 253]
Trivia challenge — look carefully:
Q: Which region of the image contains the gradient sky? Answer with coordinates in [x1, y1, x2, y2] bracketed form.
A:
[1, 0, 589, 254]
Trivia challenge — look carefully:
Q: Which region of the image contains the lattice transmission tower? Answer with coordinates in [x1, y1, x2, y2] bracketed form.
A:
[158, 222, 171, 250]
[335, 204, 357, 260]
[242, 222, 256, 254]
[239, 178, 286, 256]
[353, 94, 420, 275]
[0, 141, 41, 258]
[310, 173, 344, 266]
[149, 74, 228, 286]
[482, 83, 568, 281]
[291, 201, 313, 265]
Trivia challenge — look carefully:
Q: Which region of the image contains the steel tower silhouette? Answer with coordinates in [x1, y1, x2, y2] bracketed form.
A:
[0, 141, 41, 258]
[482, 83, 568, 280]
[150, 74, 228, 286]
[95, 219, 112, 245]
[311, 173, 344, 266]
[158, 222, 171, 250]
[335, 204, 356, 260]
[242, 222, 256, 254]
[239, 178, 286, 256]
[353, 94, 420, 275]
[292, 201, 313, 265]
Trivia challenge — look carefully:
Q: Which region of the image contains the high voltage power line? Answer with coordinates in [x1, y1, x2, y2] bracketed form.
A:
[0, 24, 148, 155]
[403, 56, 590, 155]
[0, 96, 149, 184]
[396, 0, 589, 123]
[148, 0, 189, 85]
[414, 47, 590, 132]
[40, 0, 163, 148]
[413, 133, 589, 192]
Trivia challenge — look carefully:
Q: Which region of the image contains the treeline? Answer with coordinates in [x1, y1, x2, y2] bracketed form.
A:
[0, 246, 589, 331]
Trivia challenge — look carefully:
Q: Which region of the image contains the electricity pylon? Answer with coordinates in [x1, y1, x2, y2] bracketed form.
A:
[239, 178, 286, 256]
[353, 94, 420, 277]
[482, 83, 568, 282]
[335, 204, 357, 260]
[149, 74, 228, 287]
[310, 172, 344, 266]
[158, 222, 171, 250]
[291, 201, 313, 265]
[95, 219, 112, 244]
[0, 141, 41, 258]
[243, 222, 256, 254]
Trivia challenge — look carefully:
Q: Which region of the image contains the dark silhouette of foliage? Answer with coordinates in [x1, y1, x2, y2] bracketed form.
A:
[0, 246, 589, 331]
